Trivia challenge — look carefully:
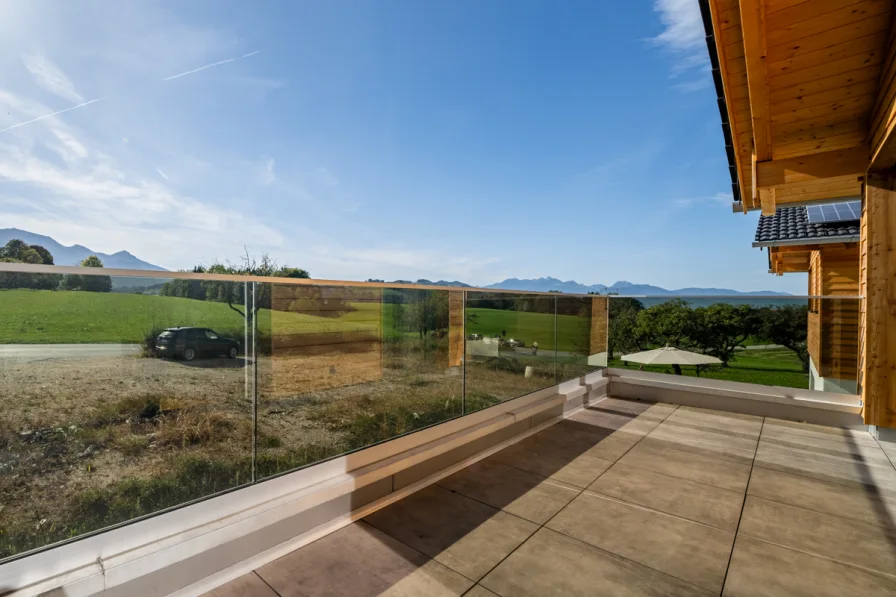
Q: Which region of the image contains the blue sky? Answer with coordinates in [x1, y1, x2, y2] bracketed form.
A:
[0, 0, 803, 293]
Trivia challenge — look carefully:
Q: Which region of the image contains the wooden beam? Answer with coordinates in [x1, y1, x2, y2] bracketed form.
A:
[869, 11, 896, 171]
[740, 0, 772, 161]
[756, 146, 870, 188]
[759, 187, 775, 215]
[862, 173, 896, 427]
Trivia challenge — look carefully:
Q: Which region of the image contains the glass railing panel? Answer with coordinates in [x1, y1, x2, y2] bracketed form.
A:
[0, 272, 252, 560]
[555, 294, 607, 382]
[463, 292, 557, 412]
[607, 295, 860, 394]
[254, 283, 464, 479]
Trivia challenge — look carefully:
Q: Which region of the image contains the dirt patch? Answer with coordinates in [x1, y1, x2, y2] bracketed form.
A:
[0, 345, 559, 559]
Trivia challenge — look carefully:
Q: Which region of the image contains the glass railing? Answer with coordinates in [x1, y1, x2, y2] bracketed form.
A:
[0, 266, 862, 562]
[606, 295, 861, 395]
[0, 269, 607, 561]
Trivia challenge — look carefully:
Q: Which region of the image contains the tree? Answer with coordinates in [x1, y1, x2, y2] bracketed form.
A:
[607, 297, 645, 359]
[689, 304, 761, 366]
[62, 255, 112, 292]
[0, 239, 61, 289]
[759, 305, 810, 372]
[636, 299, 695, 349]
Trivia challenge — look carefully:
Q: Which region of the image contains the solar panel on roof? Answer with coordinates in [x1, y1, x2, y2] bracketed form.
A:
[806, 200, 860, 224]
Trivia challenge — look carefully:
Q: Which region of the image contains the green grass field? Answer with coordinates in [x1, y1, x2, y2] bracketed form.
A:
[0, 289, 381, 344]
[466, 308, 589, 353]
[610, 347, 809, 388]
[0, 290, 591, 351]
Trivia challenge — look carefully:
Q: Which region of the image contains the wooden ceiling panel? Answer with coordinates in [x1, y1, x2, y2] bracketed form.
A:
[766, 14, 890, 63]
[767, 31, 888, 80]
[766, 0, 891, 47]
[774, 130, 869, 159]
[766, 0, 814, 15]
[770, 94, 876, 126]
[767, 0, 873, 31]
[719, 6, 744, 30]
[774, 108, 873, 138]
[767, 49, 885, 90]
[771, 78, 879, 115]
[769, 66, 883, 102]
[773, 174, 863, 203]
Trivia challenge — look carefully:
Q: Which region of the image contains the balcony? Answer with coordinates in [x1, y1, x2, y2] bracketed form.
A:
[202, 398, 896, 597]
[0, 265, 883, 597]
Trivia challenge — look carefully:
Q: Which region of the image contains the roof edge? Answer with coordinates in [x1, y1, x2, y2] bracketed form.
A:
[752, 236, 861, 248]
[699, 0, 741, 205]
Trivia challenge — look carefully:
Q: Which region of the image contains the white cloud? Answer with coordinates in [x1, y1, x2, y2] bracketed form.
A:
[650, 0, 711, 90]
[22, 52, 85, 104]
[154, 167, 169, 180]
[48, 127, 88, 162]
[0, 90, 283, 268]
[256, 157, 276, 186]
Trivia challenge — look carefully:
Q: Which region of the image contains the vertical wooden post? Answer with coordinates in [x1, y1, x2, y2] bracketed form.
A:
[448, 291, 464, 368]
[862, 174, 896, 428]
[590, 297, 608, 359]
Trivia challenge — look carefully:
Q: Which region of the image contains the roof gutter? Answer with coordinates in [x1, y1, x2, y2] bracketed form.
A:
[752, 235, 861, 248]
[698, 0, 741, 206]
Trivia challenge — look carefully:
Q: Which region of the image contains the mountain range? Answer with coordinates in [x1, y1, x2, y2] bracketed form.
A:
[482, 277, 790, 296]
[0, 229, 165, 271]
[0, 229, 789, 296]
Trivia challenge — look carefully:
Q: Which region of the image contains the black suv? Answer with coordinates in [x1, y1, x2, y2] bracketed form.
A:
[155, 327, 240, 361]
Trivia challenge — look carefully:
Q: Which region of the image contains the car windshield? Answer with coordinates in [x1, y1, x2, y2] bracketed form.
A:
[159, 331, 175, 337]
[205, 331, 218, 339]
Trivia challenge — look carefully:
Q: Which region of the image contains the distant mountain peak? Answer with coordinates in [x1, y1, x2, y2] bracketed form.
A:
[0, 228, 165, 271]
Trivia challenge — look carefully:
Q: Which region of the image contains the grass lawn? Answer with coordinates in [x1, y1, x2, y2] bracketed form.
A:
[466, 308, 590, 353]
[0, 289, 381, 344]
[609, 347, 809, 389]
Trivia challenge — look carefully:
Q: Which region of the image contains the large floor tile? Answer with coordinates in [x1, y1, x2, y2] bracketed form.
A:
[533, 421, 642, 463]
[724, 536, 896, 597]
[364, 485, 537, 581]
[480, 528, 713, 597]
[202, 573, 278, 597]
[489, 436, 615, 488]
[763, 418, 879, 447]
[759, 429, 893, 467]
[666, 406, 762, 439]
[569, 406, 664, 438]
[648, 421, 757, 465]
[619, 437, 752, 492]
[546, 492, 734, 593]
[257, 522, 473, 597]
[438, 458, 579, 524]
[588, 462, 744, 531]
[748, 466, 896, 530]
[738, 495, 896, 576]
[754, 442, 896, 495]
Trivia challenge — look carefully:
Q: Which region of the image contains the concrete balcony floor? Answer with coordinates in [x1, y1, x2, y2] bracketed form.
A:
[204, 398, 896, 597]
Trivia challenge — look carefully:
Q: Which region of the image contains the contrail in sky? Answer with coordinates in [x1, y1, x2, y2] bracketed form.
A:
[0, 97, 105, 133]
[161, 50, 261, 81]
[1, 50, 261, 134]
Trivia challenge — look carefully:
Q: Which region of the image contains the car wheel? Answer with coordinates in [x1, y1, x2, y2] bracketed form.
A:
[183, 347, 196, 362]
[227, 346, 238, 359]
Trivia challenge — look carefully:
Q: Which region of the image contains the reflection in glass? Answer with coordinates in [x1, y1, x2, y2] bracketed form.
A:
[555, 295, 606, 381]
[255, 284, 463, 479]
[0, 273, 251, 560]
[607, 296, 860, 394]
[463, 292, 557, 412]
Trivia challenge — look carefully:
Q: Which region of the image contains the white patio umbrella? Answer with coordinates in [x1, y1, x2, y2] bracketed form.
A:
[620, 346, 721, 374]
